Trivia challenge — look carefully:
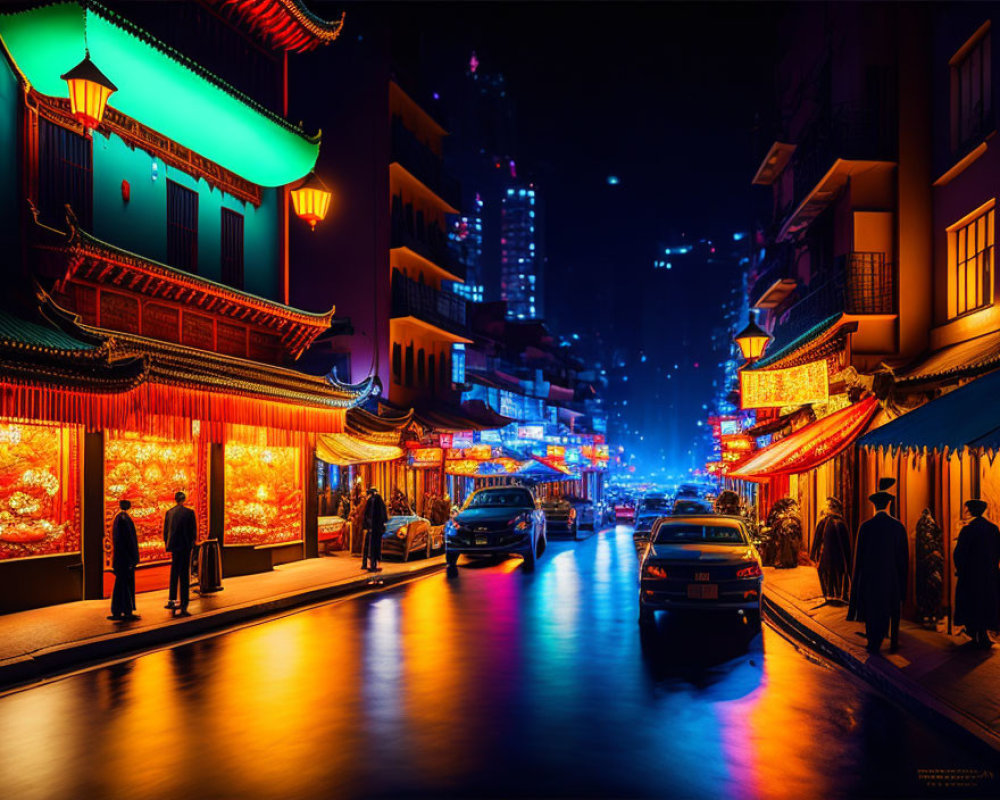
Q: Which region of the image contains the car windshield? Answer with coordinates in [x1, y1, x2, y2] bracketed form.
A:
[465, 490, 534, 509]
[639, 498, 671, 512]
[654, 524, 745, 545]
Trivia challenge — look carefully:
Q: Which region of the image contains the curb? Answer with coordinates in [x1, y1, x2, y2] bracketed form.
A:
[0, 561, 445, 692]
[762, 585, 1000, 755]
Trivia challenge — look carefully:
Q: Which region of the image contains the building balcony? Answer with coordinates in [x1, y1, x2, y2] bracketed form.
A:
[777, 251, 895, 337]
[391, 116, 461, 210]
[749, 244, 797, 309]
[391, 269, 469, 339]
[390, 200, 466, 281]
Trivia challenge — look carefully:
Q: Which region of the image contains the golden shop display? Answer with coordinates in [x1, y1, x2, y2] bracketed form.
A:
[224, 442, 302, 546]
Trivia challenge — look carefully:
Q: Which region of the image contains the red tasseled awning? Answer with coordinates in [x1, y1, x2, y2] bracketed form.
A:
[730, 396, 879, 481]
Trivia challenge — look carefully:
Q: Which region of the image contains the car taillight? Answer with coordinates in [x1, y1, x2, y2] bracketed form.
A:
[736, 563, 763, 579]
[643, 563, 668, 580]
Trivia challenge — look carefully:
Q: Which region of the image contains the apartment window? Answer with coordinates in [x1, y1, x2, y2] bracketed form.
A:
[167, 180, 198, 272]
[949, 202, 995, 317]
[38, 119, 92, 230]
[392, 343, 402, 384]
[451, 343, 466, 385]
[404, 343, 414, 387]
[428, 354, 436, 393]
[951, 25, 992, 153]
[417, 348, 426, 386]
[220, 208, 244, 289]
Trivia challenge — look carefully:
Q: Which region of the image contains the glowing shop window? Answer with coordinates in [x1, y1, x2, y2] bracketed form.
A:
[0, 422, 79, 560]
[105, 433, 203, 564]
[224, 443, 302, 546]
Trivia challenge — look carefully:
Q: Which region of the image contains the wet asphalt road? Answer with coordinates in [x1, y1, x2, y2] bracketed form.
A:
[1, 525, 998, 800]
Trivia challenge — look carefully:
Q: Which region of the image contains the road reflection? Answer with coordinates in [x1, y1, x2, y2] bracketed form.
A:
[0, 527, 995, 799]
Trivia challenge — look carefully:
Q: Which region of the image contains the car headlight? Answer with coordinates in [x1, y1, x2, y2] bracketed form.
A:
[509, 513, 531, 531]
[396, 525, 408, 540]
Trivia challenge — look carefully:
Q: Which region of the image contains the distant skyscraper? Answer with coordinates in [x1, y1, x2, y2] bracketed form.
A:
[501, 184, 543, 320]
[448, 193, 485, 302]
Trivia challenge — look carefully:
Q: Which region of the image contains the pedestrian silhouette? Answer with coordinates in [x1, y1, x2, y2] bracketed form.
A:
[953, 499, 1000, 650]
[163, 491, 197, 616]
[811, 496, 851, 604]
[108, 499, 140, 622]
[362, 486, 388, 573]
[848, 482, 908, 654]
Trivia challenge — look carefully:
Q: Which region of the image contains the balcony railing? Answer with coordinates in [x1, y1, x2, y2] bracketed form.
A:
[392, 269, 468, 336]
[391, 116, 461, 209]
[777, 251, 895, 338]
[792, 102, 897, 207]
[390, 197, 466, 280]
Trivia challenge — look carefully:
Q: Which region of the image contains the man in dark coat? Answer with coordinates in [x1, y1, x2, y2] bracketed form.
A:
[953, 499, 1000, 649]
[362, 487, 388, 572]
[108, 499, 140, 621]
[163, 491, 197, 616]
[848, 487, 908, 654]
[811, 497, 852, 602]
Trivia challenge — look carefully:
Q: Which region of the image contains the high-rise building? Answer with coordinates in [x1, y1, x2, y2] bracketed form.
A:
[501, 184, 544, 320]
[447, 193, 485, 302]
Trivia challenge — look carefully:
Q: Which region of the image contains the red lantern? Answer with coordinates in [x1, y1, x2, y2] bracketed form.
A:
[61, 53, 117, 130]
[290, 172, 332, 230]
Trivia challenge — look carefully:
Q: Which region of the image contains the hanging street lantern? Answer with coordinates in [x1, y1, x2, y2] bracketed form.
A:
[734, 316, 772, 362]
[61, 52, 117, 130]
[290, 172, 332, 230]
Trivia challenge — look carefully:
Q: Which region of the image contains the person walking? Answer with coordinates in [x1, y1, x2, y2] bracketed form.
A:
[362, 486, 388, 573]
[810, 497, 852, 603]
[108, 499, 140, 621]
[953, 499, 1000, 649]
[163, 491, 197, 616]
[848, 484, 908, 654]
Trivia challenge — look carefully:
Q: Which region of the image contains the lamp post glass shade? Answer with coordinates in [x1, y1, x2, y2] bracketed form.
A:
[61, 53, 117, 129]
[735, 319, 772, 360]
[291, 172, 332, 230]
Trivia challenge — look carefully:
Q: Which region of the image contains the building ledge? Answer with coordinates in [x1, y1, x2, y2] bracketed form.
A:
[752, 141, 796, 186]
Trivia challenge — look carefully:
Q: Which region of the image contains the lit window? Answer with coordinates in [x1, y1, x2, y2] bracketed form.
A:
[451, 343, 466, 384]
[948, 201, 995, 317]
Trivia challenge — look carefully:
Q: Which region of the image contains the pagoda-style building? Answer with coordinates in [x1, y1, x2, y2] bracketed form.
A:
[0, 0, 367, 612]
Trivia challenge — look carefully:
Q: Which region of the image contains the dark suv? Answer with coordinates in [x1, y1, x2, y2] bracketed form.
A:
[445, 486, 547, 570]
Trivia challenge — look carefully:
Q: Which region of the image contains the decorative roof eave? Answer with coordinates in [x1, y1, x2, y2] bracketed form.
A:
[345, 407, 416, 445]
[206, 0, 345, 53]
[0, 1, 320, 187]
[33, 214, 334, 360]
[747, 314, 858, 371]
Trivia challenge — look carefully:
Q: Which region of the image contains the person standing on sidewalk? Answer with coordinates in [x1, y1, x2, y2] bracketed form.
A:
[163, 491, 197, 617]
[953, 499, 1000, 649]
[108, 500, 140, 622]
[848, 486, 908, 654]
[810, 497, 852, 603]
[362, 486, 388, 573]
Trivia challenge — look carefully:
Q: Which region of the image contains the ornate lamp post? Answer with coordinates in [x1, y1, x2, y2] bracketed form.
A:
[734, 315, 772, 362]
[290, 172, 332, 231]
[61, 51, 117, 130]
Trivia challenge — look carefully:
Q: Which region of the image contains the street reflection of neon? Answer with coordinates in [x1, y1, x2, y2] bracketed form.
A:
[366, 596, 402, 725]
[0, 681, 78, 799]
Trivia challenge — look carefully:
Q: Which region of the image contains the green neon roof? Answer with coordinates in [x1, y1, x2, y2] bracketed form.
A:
[0, 2, 319, 187]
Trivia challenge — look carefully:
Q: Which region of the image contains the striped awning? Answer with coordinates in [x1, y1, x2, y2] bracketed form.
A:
[731, 396, 879, 481]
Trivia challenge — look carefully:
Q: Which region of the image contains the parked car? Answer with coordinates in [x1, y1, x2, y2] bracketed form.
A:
[672, 497, 713, 515]
[632, 511, 664, 555]
[614, 498, 636, 523]
[381, 515, 444, 561]
[637, 493, 673, 516]
[541, 496, 579, 538]
[638, 515, 763, 630]
[444, 486, 547, 570]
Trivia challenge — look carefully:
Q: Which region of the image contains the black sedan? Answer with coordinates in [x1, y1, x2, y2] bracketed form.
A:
[638, 515, 763, 630]
[445, 486, 547, 570]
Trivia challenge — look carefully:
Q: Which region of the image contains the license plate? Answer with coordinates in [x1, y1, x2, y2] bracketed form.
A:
[687, 584, 718, 600]
[695, 571, 710, 582]
[475, 535, 488, 546]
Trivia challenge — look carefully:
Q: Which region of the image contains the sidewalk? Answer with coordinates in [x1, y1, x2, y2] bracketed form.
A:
[0, 552, 444, 691]
[763, 566, 1000, 753]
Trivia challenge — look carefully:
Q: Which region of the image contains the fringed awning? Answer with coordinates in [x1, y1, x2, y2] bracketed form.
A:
[859, 369, 1000, 455]
[730, 396, 879, 481]
[0, 380, 345, 441]
[315, 433, 402, 466]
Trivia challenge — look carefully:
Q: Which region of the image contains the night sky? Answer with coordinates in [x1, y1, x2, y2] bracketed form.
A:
[320, 1, 780, 476]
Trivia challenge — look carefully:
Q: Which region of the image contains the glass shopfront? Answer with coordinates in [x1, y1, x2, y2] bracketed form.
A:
[224, 442, 302, 546]
[104, 431, 206, 565]
[0, 421, 80, 560]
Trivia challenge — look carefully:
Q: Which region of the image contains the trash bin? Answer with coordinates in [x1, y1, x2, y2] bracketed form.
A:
[198, 538, 223, 594]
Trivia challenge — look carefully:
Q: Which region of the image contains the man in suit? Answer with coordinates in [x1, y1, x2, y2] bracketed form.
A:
[953, 499, 1000, 649]
[163, 491, 197, 616]
[848, 482, 909, 654]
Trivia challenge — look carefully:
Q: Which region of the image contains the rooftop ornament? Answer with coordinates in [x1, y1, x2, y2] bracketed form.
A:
[290, 171, 331, 230]
[734, 314, 772, 362]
